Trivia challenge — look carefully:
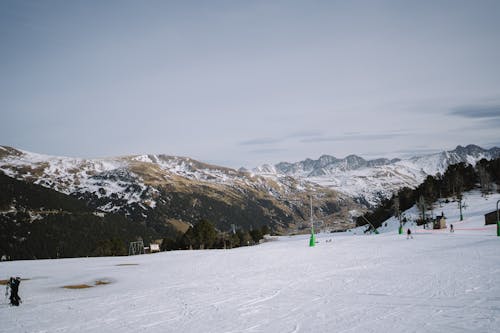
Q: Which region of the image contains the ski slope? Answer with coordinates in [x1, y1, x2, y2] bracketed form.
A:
[1, 191, 500, 333]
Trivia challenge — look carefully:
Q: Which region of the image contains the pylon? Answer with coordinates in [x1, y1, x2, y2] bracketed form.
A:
[309, 228, 315, 247]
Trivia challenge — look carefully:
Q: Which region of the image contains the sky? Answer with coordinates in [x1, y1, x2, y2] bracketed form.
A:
[1, 0, 500, 168]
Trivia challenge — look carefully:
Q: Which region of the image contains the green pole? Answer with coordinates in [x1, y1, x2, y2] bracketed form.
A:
[309, 195, 315, 247]
[309, 227, 316, 247]
[398, 225, 403, 235]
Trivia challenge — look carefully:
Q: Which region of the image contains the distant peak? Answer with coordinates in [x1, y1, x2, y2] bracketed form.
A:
[451, 144, 485, 154]
[318, 154, 337, 160]
[318, 155, 338, 165]
[465, 144, 483, 150]
[345, 154, 365, 161]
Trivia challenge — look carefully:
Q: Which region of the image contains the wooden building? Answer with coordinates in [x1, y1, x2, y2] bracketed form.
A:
[433, 214, 447, 229]
[484, 210, 500, 225]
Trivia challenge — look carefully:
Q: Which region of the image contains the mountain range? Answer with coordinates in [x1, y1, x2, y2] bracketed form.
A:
[1, 143, 499, 257]
[0, 146, 358, 240]
[251, 144, 500, 206]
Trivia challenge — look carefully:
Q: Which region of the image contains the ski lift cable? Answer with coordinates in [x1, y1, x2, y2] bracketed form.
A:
[361, 215, 377, 231]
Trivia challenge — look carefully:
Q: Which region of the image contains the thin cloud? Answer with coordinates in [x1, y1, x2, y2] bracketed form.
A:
[239, 138, 283, 146]
[285, 130, 323, 139]
[240, 130, 322, 146]
[300, 136, 344, 143]
[484, 117, 500, 126]
[248, 148, 287, 155]
[453, 116, 500, 130]
[450, 105, 500, 118]
[483, 141, 500, 148]
[301, 132, 408, 143]
[476, 117, 500, 129]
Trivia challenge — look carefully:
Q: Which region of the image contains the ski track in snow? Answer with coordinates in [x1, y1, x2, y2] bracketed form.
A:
[1, 190, 500, 332]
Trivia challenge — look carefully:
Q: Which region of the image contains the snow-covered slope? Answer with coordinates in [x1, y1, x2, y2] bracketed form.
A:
[254, 144, 500, 206]
[0, 147, 246, 199]
[1, 190, 499, 332]
[0, 147, 157, 213]
[350, 189, 500, 235]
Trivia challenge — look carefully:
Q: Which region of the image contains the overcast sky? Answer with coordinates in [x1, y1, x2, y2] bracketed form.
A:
[1, 0, 500, 168]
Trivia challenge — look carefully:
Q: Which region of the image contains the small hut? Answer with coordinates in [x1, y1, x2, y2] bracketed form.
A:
[150, 244, 160, 253]
[433, 213, 447, 229]
[484, 210, 500, 225]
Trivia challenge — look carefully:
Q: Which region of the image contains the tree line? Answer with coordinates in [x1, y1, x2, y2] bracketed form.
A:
[0, 173, 157, 259]
[356, 158, 500, 229]
[161, 219, 270, 251]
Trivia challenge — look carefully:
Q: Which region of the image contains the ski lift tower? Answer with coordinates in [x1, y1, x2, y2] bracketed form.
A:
[129, 239, 145, 256]
[458, 197, 465, 221]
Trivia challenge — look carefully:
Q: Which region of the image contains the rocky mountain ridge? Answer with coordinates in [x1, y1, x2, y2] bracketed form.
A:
[252, 144, 500, 206]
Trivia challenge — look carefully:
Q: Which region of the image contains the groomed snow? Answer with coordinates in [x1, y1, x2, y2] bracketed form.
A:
[1, 191, 500, 332]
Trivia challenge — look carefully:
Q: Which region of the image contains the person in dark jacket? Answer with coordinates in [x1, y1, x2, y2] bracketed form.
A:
[7, 277, 21, 306]
[407, 228, 413, 239]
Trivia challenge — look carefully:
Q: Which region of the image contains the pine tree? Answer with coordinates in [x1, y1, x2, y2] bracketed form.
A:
[261, 225, 270, 236]
[237, 230, 253, 246]
[180, 227, 195, 250]
[193, 219, 217, 249]
[249, 228, 263, 243]
[229, 232, 240, 248]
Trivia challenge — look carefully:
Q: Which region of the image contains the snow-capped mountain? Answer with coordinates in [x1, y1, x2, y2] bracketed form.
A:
[253, 145, 500, 206]
[0, 146, 359, 234]
[2, 144, 498, 237]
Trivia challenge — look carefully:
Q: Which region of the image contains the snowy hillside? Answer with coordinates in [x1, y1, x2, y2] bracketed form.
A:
[1, 190, 500, 332]
[254, 144, 500, 206]
[350, 189, 500, 235]
[0, 146, 360, 235]
[0, 147, 249, 207]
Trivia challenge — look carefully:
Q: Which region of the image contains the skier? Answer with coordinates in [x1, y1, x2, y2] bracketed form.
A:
[407, 228, 413, 239]
[450, 224, 454, 233]
[6, 277, 21, 306]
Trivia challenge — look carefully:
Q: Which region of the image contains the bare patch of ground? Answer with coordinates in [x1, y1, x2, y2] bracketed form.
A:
[62, 279, 112, 289]
[63, 284, 93, 289]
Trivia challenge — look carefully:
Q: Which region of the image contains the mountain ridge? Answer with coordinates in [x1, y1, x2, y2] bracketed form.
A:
[259, 144, 495, 175]
[0, 145, 360, 240]
[1, 143, 498, 241]
[252, 144, 500, 206]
